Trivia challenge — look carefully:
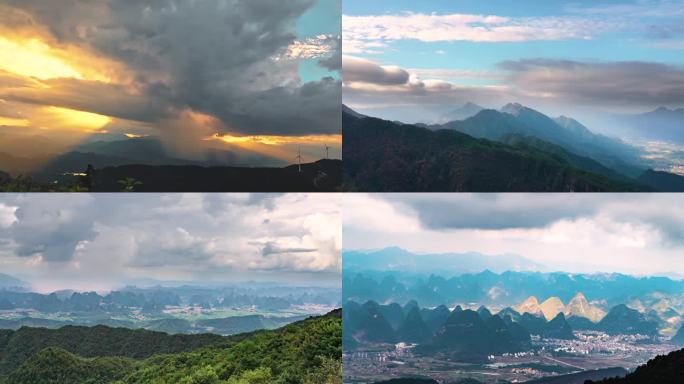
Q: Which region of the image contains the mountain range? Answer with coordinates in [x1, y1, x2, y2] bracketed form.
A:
[343, 247, 542, 274]
[344, 300, 532, 362]
[342, 255, 684, 310]
[0, 313, 308, 337]
[0, 281, 340, 340]
[511, 301, 660, 336]
[435, 103, 643, 176]
[615, 107, 684, 144]
[0, 137, 342, 192]
[0, 283, 339, 313]
[0, 137, 282, 180]
[513, 293, 606, 322]
[345, 299, 662, 360]
[343, 104, 684, 191]
[424, 307, 529, 361]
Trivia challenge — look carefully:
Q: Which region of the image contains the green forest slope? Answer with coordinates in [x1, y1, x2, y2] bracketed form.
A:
[0, 310, 341, 384]
[343, 113, 650, 192]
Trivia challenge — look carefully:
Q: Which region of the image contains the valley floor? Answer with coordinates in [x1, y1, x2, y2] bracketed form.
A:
[343, 332, 680, 384]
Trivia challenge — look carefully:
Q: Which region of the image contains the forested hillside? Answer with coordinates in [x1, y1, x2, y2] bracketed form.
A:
[587, 348, 684, 384]
[342, 112, 649, 192]
[0, 310, 341, 384]
[0, 325, 228, 375]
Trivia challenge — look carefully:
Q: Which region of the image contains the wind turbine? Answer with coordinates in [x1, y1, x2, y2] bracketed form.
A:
[324, 144, 330, 159]
[295, 146, 303, 173]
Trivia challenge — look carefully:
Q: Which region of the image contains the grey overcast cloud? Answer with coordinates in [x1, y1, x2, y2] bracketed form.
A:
[0, 193, 341, 292]
[343, 194, 684, 277]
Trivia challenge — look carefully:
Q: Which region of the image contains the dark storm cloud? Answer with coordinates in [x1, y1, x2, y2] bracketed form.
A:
[387, 194, 605, 230]
[8, 195, 97, 262]
[201, 77, 341, 136]
[500, 59, 684, 107]
[2, 78, 171, 122]
[377, 194, 684, 246]
[1, 195, 184, 262]
[319, 38, 342, 71]
[2, 0, 340, 135]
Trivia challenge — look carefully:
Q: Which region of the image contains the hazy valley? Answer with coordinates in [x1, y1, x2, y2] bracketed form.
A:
[0, 273, 339, 336]
[343, 262, 684, 383]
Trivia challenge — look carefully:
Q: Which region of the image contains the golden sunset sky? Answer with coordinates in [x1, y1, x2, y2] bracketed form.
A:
[0, 0, 341, 171]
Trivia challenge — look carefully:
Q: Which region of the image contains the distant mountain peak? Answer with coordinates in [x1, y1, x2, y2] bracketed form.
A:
[0, 273, 29, 289]
[618, 106, 684, 145]
[371, 246, 414, 258]
[554, 115, 593, 136]
[598, 303, 658, 336]
[500, 102, 526, 116]
[514, 296, 544, 317]
[440, 102, 485, 122]
[554, 115, 578, 126]
[501, 103, 559, 122]
[380, 246, 408, 252]
[543, 311, 576, 339]
[565, 292, 606, 322]
[645, 105, 684, 115]
[540, 296, 565, 321]
[477, 305, 493, 320]
[572, 292, 586, 299]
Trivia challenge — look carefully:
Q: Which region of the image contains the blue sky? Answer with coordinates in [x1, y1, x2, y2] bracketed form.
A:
[298, 0, 341, 82]
[299, 0, 340, 36]
[342, 0, 684, 124]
